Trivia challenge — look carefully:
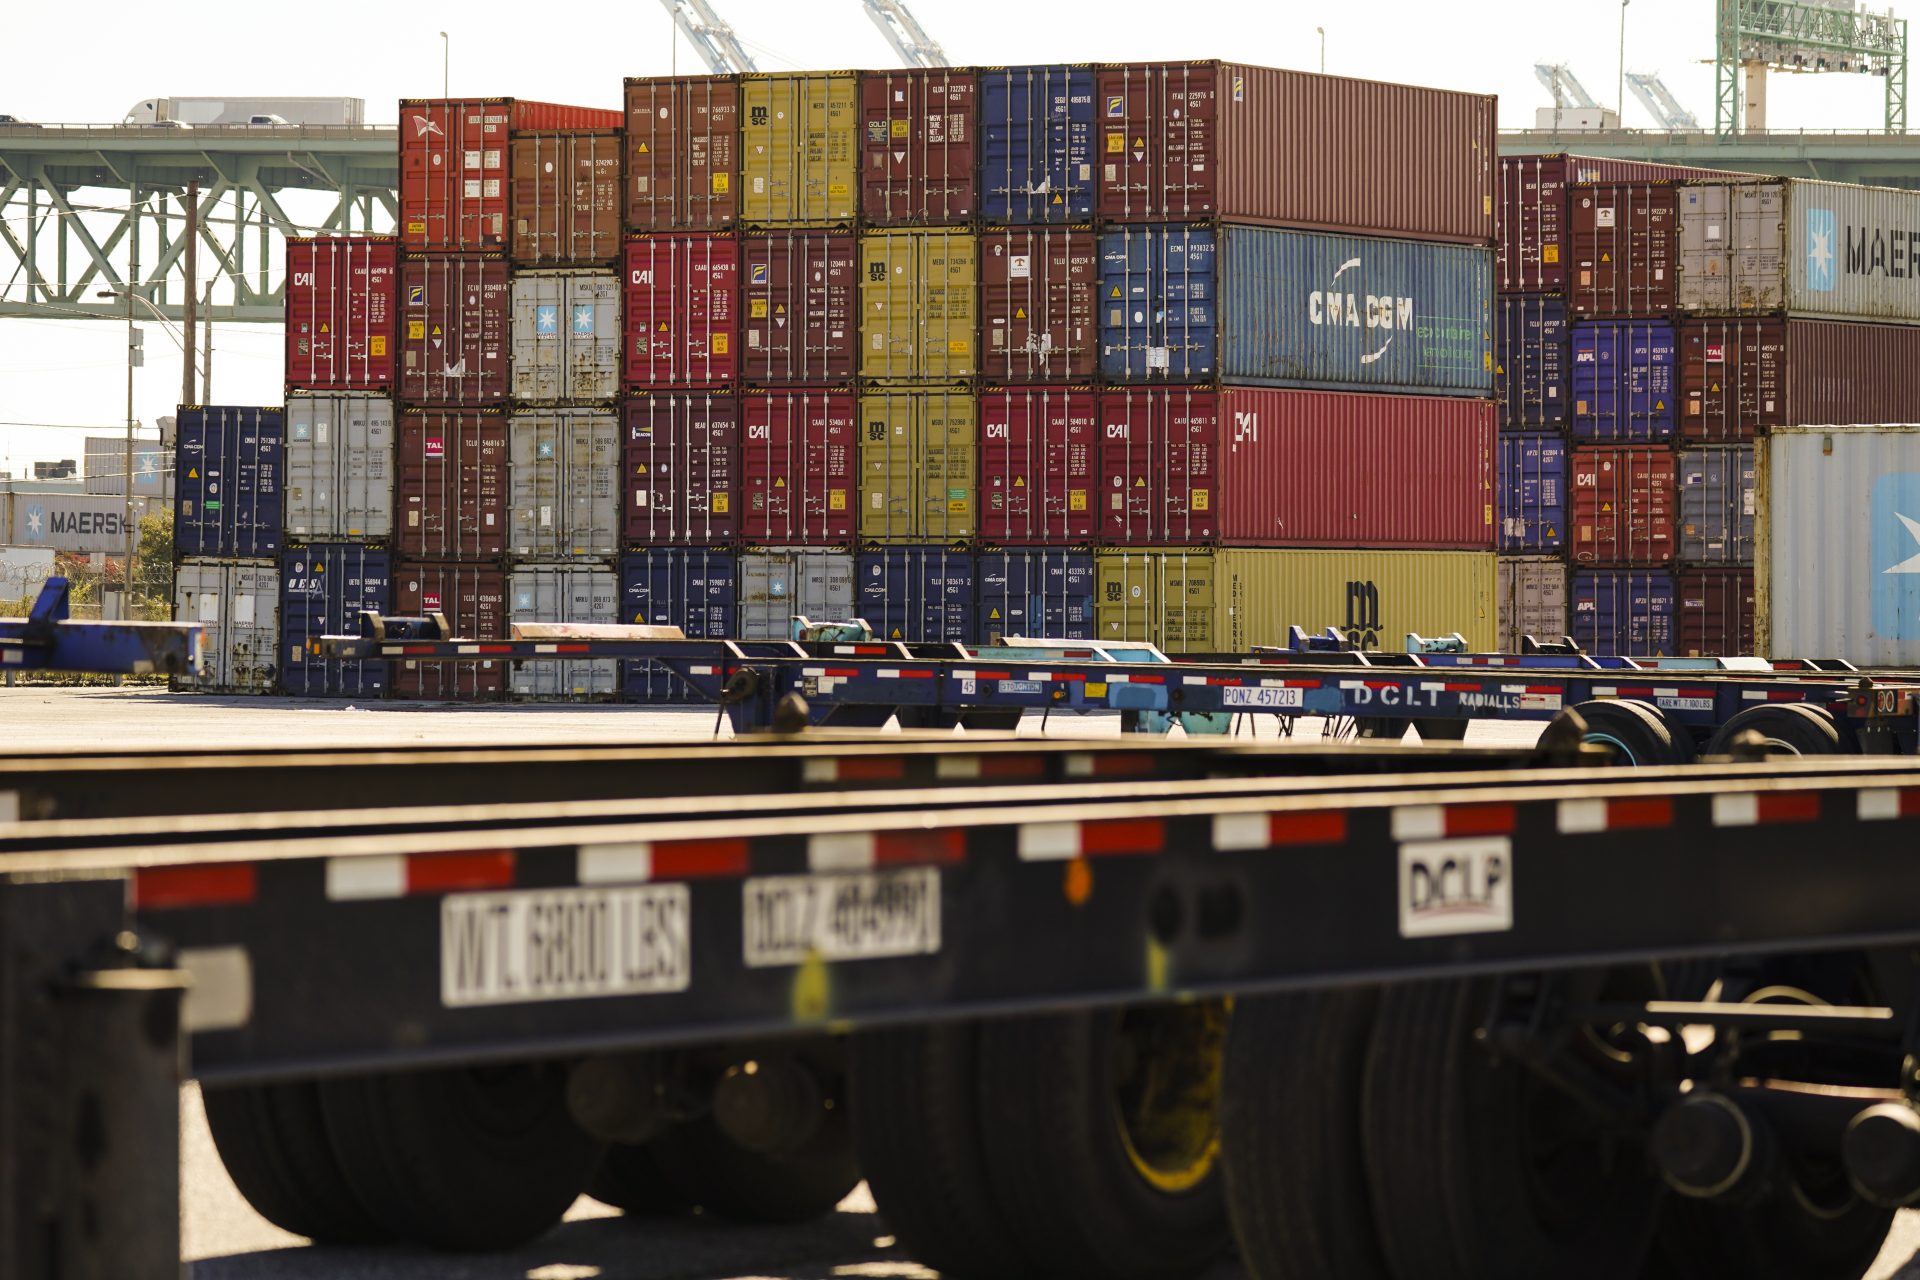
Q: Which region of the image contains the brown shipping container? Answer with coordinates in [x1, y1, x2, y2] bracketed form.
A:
[739, 231, 858, 383]
[1571, 446, 1676, 566]
[860, 68, 977, 225]
[624, 76, 740, 231]
[510, 131, 622, 266]
[980, 227, 1098, 382]
[1568, 182, 1677, 319]
[399, 256, 511, 405]
[1096, 62, 1495, 243]
[623, 234, 738, 389]
[979, 387, 1098, 544]
[285, 236, 397, 391]
[624, 391, 739, 545]
[391, 560, 507, 700]
[1679, 318, 1920, 442]
[1676, 568, 1756, 657]
[742, 388, 857, 544]
[397, 410, 509, 559]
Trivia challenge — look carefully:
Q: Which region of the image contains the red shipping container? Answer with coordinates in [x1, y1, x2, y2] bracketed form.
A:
[1096, 63, 1494, 242]
[391, 559, 506, 700]
[1569, 182, 1678, 319]
[1571, 446, 1677, 566]
[1676, 568, 1756, 657]
[741, 389, 856, 543]
[398, 256, 510, 405]
[400, 98, 623, 253]
[980, 227, 1098, 382]
[738, 231, 858, 383]
[625, 76, 741, 231]
[1679, 317, 1920, 442]
[624, 391, 740, 544]
[860, 68, 978, 225]
[396, 410, 509, 559]
[1097, 389, 1220, 543]
[623, 234, 738, 389]
[978, 387, 1098, 543]
[285, 236, 397, 391]
[509, 131, 622, 266]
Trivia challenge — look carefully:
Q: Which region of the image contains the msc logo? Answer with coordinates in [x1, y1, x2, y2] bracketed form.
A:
[1873, 472, 1920, 639]
[1806, 207, 1838, 293]
[1307, 257, 1414, 366]
[1344, 580, 1381, 650]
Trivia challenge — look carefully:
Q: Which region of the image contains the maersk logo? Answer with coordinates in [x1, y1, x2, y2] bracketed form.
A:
[22, 504, 44, 541]
[1874, 472, 1920, 638]
[1806, 207, 1837, 293]
[535, 305, 558, 334]
[1307, 257, 1413, 365]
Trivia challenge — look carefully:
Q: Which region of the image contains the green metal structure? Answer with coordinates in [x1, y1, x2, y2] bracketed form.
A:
[1716, 0, 1909, 137]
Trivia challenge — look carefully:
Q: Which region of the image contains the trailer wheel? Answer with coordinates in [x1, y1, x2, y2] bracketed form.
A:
[586, 1140, 690, 1217]
[1644, 1163, 1893, 1280]
[1220, 989, 1392, 1280]
[648, 1102, 860, 1224]
[1572, 699, 1695, 766]
[200, 1081, 388, 1244]
[318, 1061, 604, 1251]
[1706, 703, 1853, 757]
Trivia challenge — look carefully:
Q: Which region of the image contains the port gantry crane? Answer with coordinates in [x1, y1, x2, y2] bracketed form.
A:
[656, 0, 952, 71]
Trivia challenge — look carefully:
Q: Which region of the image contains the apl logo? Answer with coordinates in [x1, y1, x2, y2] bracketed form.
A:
[21, 504, 45, 542]
[1873, 472, 1920, 639]
[1807, 207, 1838, 293]
[1307, 258, 1414, 366]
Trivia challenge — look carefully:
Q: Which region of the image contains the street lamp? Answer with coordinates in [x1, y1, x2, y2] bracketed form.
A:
[96, 286, 141, 608]
[1317, 27, 1326, 75]
[440, 32, 450, 97]
[1618, 0, 1631, 123]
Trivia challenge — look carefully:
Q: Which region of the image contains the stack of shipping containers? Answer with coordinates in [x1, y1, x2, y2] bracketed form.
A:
[173, 403, 285, 692]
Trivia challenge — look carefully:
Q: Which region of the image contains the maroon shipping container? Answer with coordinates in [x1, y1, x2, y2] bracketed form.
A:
[1676, 568, 1756, 657]
[860, 68, 978, 225]
[625, 391, 740, 545]
[398, 255, 510, 405]
[738, 231, 858, 383]
[285, 236, 397, 391]
[1569, 182, 1678, 319]
[1679, 318, 1920, 442]
[391, 559, 506, 700]
[1571, 446, 1676, 566]
[624, 76, 740, 231]
[741, 389, 856, 544]
[979, 387, 1098, 543]
[396, 410, 509, 559]
[1097, 389, 1220, 543]
[980, 227, 1098, 382]
[1096, 63, 1494, 243]
[623, 234, 738, 389]
[509, 131, 622, 266]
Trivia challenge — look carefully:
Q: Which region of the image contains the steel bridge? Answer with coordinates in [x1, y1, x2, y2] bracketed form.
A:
[1498, 127, 1920, 185]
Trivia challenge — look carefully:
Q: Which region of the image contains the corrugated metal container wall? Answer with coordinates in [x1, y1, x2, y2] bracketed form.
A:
[740, 72, 858, 227]
[285, 237, 396, 390]
[738, 548, 856, 639]
[509, 270, 621, 402]
[624, 76, 739, 232]
[618, 548, 737, 701]
[284, 393, 394, 542]
[398, 256, 510, 405]
[507, 410, 620, 559]
[1097, 389, 1218, 544]
[1676, 568, 1756, 657]
[860, 68, 977, 224]
[1570, 321, 1677, 442]
[1679, 318, 1920, 441]
[1499, 432, 1569, 553]
[1496, 294, 1568, 429]
[860, 230, 978, 381]
[977, 548, 1096, 641]
[979, 65, 1096, 224]
[1678, 445, 1756, 566]
[396, 410, 508, 559]
[1098, 62, 1495, 243]
[1570, 569, 1677, 656]
[278, 544, 391, 697]
[391, 560, 506, 699]
[510, 132, 621, 266]
[83, 436, 171, 499]
[173, 559, 280, 692]
[857, 545, 977, 643]
[508, 564, 618, 700]
[623, 235, 737, 389]
[1496, 557, 1569, 652]
[175, 406, 283, 558]
[739, 231, 857, 384]
[624, 392, 738, 545]
[742, 389, 856, 543]
[1568, 182, 1677, 318]
[980, 227, 1098, 382]
[857, 385, 976, 542]
[1571, 446, 1676, 566]
[978, 387, 1097, 544]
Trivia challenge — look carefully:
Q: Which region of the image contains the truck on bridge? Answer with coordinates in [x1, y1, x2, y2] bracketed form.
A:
[121, 96, 366, 126]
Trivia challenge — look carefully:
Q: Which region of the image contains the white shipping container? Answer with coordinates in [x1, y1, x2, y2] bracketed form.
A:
[1496, 557, 1569, 653]
[739, 548, 855, 639]
[509, 270, 621, 403]
[83, 435, 172, 499]
[508, 410, 621, 559]
[508, 564, 618, 699]
[173, 558, 280, 692]
[284, 393, 394, 541]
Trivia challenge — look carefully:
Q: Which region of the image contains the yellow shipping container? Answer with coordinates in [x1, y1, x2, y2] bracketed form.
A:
[860, 229, 978, 380]
[857, 385, 976, 542]
[1095, 549, 1497, 654]
[741, 72, 858, 226]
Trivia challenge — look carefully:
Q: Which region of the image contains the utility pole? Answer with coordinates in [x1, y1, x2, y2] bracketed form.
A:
[201, 280, 214, 402]
[123, 187, 140, 612]
[181, 182, 198, 408]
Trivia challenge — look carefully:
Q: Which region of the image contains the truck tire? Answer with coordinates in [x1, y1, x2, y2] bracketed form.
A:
[1220, 989, 1392, 1280]
[1573, 699, 1695, 766]
[1706, 703, 1852, 757]
[200, 1081, 387, 1244]
[318, 1061, 604, 1251]
[1644, 1178, 1892, 1280]
[587, 1141, 690, 1217]
[647, 1099, 860, 1223]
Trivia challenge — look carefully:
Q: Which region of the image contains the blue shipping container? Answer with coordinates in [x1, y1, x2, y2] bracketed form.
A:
[1571, 569, 1676, 656]
[1499, 433, 1569, 553]
[1570, 321, 1678, 442]
[1678, 445, 1756, 566]
[979, 66, 1095, 224]
[857, 546, 976, 644]
[1099, 225, 1494, 396]
[176, 406, 284, 557]
[976, 548, 1095, 642]
[279, 544, 391, 697]
[1496, 295, 1568, 429]
[619, 549, 738, 703]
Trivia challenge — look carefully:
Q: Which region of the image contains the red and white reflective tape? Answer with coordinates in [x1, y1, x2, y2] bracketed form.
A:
[935, 753, 1045, 781]
[1017, 817, 1165, 861]
[324, 850, 516, 901]
[575, 839, 749, 884]
[807, 830, 966, 871]
[1212, 809, 1350, 851]
[1741, 690, 1807, 702]
[1104, 673, 1166, 685]
[1858, 788, 1920, 821]
[1063, 752, 1156, 778]
[1391, 803, 1517, 841]
[875, 669, 936, 680]
[135, 863, 259, 911]
[1025, 670, 1086, 683]
[802, 756, 906, 783]
[1711, 793, 1822, 827]
[531, 643, 591, 654]
[1556, 796, 1675, 833]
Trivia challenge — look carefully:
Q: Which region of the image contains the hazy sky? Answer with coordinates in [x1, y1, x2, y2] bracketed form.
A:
[0, 0, 1899, 473]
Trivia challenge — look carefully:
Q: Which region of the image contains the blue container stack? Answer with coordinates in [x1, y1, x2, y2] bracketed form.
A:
[172, 406, 288, 692]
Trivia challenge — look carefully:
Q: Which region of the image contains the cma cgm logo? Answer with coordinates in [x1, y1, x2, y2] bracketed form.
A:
[1307, 257, 1413, 365]
[1873, 472, 1920, 639]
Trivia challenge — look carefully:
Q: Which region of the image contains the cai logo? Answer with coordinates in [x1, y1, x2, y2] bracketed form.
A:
[1872, 472, 1920, 639]
[1806, 207, 1837, 293]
